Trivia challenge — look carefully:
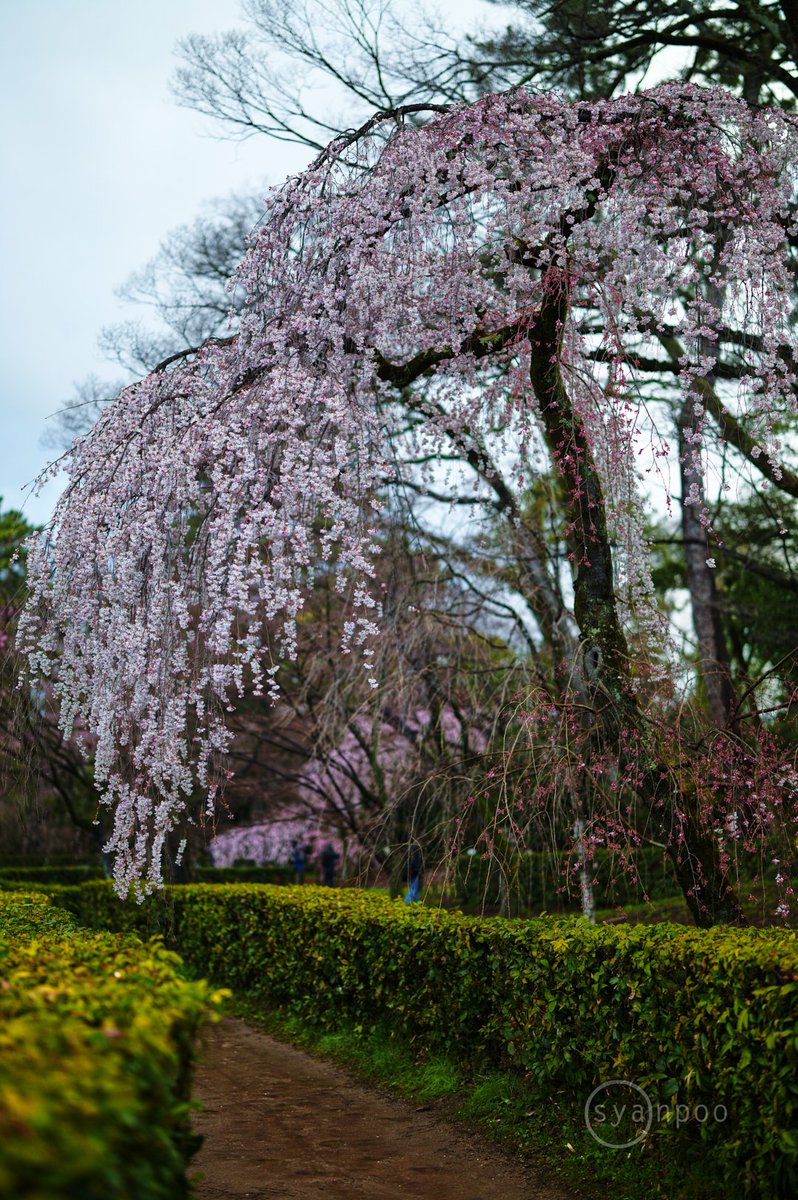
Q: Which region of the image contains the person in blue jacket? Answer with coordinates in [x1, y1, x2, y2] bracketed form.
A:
[404, 841, 423, 904]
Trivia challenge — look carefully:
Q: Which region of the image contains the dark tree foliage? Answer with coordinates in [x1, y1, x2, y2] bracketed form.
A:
[0, 502, 100, 864]
[465, 0, 798, 103]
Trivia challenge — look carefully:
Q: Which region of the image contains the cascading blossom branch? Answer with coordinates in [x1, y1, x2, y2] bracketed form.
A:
[19, 83, 798, 895]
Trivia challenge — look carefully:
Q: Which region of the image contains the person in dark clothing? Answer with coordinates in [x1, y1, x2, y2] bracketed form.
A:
[320, 842, 339, 886]
[291, 840, 306, 884]
[404, 841, 423, 904]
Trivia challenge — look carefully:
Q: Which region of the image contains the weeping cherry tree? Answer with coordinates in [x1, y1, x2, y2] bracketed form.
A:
[19, 85, 798, 917]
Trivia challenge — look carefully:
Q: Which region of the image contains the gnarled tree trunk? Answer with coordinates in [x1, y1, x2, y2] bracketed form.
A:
[528, 283, 745, 927]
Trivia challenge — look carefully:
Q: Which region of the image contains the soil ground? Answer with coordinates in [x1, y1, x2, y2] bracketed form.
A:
[190, 1016, 572, 1200]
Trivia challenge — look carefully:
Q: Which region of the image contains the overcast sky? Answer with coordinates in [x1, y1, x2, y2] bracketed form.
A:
[0, 0, 499, 526]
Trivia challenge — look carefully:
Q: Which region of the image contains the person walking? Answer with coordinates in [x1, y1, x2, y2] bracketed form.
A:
[320, 842, 339, 887]
[291, 840, 306, 884]
[404, 841, 423, 904]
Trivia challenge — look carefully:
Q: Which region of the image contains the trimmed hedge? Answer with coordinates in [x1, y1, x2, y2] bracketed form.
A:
[0, 890, 218, 1200]
[196, 864, 294, 885]
[0, 864, 293, 888]
[0, 864, 106, 886]
[0, 856, 97, 869]
[59, 880, 798, 1198]
[456, 847, 681, 912]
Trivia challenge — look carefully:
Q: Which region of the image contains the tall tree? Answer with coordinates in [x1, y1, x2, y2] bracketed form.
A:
[171, 1, 798, 145]
[168, 0, 798, 743]
[464, 0, 798, 105]
[20, 87, 798, 920]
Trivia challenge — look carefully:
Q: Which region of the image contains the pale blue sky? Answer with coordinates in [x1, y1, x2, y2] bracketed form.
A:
[0, 0, 499, 526]
[0, 0, 292, 523]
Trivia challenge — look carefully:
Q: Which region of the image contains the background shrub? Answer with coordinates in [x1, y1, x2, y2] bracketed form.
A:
[0, 864, 106, 886]
[0, 863, 294, 889]
[195, 864, 293, 885]
[455, 847, 682, 913]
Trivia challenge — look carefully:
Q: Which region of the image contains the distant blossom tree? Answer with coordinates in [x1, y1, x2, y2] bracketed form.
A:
[19, 84, 798, 918]
[208, 814, 343, 867]
[206, 709, 474, 871]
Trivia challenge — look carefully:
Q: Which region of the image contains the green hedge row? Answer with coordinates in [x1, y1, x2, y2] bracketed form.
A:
[0, 890, 218, 1200]
[0, 863, 293, 887]
[0, 864, 106, 885]
[58, 880, 798, 1198]
[455, 847, 681, 912]
[0, 856, 99, 869]
[195, 864, 294, 885]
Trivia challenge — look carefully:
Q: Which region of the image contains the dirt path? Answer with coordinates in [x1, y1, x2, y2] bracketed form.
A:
[190, 1016, 572, 1200]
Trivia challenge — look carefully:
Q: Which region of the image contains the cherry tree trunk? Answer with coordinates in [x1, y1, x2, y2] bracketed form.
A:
[679, 400, 739, 732]
[529, 288, 745, 927]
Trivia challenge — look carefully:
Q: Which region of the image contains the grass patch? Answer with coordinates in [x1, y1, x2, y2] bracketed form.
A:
[258, 1004, 461, 1100]
[228, 992, 725, 1200]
